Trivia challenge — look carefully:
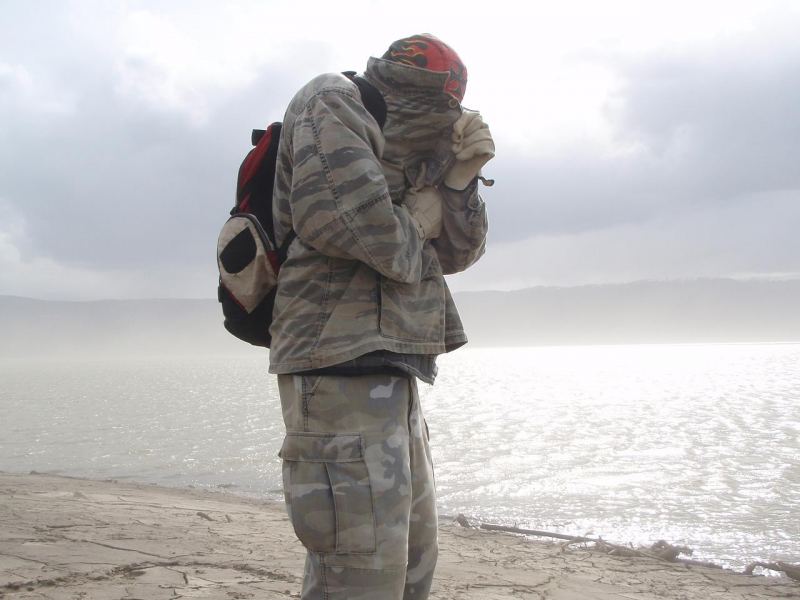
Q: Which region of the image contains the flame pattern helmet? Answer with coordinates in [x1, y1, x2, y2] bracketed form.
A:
[382, 33, 467, 102]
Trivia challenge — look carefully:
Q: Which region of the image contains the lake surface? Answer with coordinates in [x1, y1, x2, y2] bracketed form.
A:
[1, 343, 798, 570]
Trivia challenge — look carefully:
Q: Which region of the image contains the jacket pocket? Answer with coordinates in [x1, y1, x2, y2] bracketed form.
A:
[379, 249, 445, 343]
[279, 432, 376, 554]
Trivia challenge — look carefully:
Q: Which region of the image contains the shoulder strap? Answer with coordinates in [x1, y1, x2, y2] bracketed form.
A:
[342, 71, 387, 130]
[277, 228, 296, 262]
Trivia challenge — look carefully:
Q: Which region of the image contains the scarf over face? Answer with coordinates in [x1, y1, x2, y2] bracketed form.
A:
[363, 56, 464, 201]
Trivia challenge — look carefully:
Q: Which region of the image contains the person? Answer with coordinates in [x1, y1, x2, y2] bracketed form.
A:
[268, 33, 493, 599]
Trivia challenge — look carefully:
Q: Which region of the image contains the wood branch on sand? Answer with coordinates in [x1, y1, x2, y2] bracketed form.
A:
[450, 514, 798, 579]
[744, 561, 800, 582]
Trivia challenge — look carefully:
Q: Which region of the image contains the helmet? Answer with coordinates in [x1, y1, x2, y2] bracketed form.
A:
[382, 33, 467, 102]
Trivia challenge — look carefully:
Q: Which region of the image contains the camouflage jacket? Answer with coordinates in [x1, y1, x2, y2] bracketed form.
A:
[268, 58, 488, 375]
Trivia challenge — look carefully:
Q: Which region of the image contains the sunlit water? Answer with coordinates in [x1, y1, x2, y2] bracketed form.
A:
[1, 344, 798, 570]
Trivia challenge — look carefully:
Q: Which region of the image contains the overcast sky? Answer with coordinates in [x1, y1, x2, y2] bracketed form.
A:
[1, 0, 799, 299]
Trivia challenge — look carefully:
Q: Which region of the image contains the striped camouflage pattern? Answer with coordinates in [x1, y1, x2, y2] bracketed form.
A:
[363, 57, 464, 202]
[277, 373, 437, 599]
[268, 57, 488, 375]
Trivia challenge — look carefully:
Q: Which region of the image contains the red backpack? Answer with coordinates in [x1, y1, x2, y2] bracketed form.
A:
[217, 72, 386, 347]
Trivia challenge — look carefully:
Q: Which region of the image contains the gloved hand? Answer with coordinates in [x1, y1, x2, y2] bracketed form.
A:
[444, 109, 495, 190]
[404, 186, 443, 239]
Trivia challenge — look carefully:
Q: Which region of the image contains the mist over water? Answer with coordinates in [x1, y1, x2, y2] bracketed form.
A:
[1, 343, 798, 569]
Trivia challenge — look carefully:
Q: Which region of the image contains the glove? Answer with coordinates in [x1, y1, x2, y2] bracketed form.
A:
[404, 186, 443, 239]
[444, 109, 495, 190]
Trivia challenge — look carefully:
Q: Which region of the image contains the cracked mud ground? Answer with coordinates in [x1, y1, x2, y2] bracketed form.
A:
[1, 473, 798, 599]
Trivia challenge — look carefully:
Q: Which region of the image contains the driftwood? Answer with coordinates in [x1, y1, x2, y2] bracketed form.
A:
[744, 561, 800, 582]
[454, 514, 473, 528]
[479, 522, 592, 543]
[452, 515, 728, 572]
[452, 515, 800, 580]
[650, 539, 694, 561]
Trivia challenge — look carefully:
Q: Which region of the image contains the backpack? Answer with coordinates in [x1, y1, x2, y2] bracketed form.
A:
[217, 72, 387, 347]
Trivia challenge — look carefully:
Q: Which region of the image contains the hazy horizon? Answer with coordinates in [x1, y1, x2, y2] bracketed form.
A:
[2, 278, 799, 358]
[2, 273, 799, 303]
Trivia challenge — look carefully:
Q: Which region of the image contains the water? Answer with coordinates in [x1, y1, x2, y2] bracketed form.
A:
[1, 344, 798, 570]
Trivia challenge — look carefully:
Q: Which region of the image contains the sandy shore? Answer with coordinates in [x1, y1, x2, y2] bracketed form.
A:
[1, 472, 797, 599]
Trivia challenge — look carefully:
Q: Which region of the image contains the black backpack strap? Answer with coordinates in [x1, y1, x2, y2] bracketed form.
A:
[277, 229, 296, 263]
[342, 71, 387, 130]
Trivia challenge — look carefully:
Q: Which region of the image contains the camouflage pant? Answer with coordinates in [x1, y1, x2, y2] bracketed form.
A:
[277, 373, 438, 599]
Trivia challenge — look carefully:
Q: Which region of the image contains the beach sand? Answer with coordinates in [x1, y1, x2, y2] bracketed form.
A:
[1, 472, 797, 599]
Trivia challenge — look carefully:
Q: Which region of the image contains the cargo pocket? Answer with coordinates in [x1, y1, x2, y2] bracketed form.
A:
[279, 432, 376, 554]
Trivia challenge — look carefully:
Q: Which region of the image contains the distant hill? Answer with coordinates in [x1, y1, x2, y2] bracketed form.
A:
[1, 279, 798, 357]
[455, 278, 800, 346]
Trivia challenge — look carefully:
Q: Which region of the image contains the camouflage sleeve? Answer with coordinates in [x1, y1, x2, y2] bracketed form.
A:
[431, 179, 488, 275]
[289, 87, 424, 284]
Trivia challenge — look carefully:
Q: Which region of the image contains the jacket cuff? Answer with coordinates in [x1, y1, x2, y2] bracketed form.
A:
[441, 175, 479, 193]
[440, 178, 482, 211]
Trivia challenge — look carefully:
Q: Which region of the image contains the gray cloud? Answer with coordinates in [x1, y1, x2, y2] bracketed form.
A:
[607, 23, 800, 198]
[0, 14, 301, 271]
[1, 3, 799, 298]
[449, 188, 800, 292]
[485, 14, 800, 244]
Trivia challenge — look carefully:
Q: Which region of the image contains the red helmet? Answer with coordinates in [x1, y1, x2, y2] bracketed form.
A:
[382, 33, 467, 102]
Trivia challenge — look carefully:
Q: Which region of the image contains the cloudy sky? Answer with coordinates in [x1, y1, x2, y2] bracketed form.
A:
[1, 0, 799, 299]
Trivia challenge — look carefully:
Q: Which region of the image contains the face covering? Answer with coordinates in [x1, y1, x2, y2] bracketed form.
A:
[363, 57, 463, 201]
